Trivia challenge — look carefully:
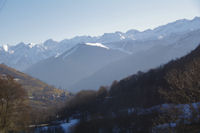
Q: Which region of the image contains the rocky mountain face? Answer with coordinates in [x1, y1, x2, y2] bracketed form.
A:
[25, 43, 128, 89]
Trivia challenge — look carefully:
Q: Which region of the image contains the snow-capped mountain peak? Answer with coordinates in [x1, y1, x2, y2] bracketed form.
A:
[28, 43, 36, 48]
[2, 44, 8, 52]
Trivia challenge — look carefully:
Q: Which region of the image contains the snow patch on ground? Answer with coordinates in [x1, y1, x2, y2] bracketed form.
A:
[32, 119, 79, 133]
[85, 43, 109, 49]
[60, 119, 79, 133]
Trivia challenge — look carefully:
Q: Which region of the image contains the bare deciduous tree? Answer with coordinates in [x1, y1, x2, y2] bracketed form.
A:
[0, 75, 30, 133]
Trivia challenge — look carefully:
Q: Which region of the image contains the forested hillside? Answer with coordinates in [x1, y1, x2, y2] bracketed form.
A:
[58, 44, 200, 133]
[0, 64, 71, 131]
[0, 64, 69, 109]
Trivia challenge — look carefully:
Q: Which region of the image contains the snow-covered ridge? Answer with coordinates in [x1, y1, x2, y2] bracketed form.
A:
[62, 44, 80, 59]
[85, 43, 109, 49]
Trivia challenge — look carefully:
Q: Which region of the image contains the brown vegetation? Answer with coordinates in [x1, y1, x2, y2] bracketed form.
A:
[0, 75, 29, 133]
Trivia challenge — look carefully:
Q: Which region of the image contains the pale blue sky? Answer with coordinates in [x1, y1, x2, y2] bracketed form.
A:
[0, 0, 200, 45]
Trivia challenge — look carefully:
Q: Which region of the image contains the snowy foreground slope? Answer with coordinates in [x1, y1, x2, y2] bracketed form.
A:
[33, 102, 199, 133]
[33, 119, 79, 133]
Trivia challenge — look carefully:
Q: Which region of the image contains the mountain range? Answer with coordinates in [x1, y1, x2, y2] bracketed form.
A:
[1, 17, 200, 92]
[1, 17, 200, 70]
[25, 43, 128, 89]
[70, 29, 200, 92]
